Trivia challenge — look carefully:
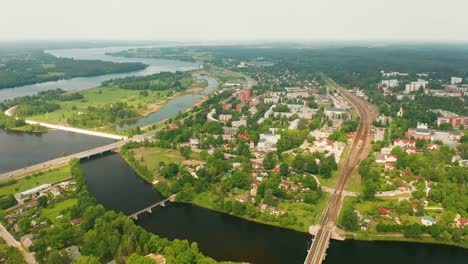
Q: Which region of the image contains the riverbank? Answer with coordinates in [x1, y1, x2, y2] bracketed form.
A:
[119, 145, 323, 234]
[346, 232, 468, 249]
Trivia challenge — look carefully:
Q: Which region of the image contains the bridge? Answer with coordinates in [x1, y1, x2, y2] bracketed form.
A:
[304, 75, 377, 264]
[0, 140, 130, 181]
[128, 195, 176, 220]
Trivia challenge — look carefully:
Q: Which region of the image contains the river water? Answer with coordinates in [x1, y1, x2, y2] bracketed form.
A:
[80, 154, 467, 264]
[0, 46, 197, 101]
[0, 46, 467, 263]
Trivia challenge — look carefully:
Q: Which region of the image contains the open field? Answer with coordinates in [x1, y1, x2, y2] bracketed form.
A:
[131, 146, 201, 173]
[27, 86, 172, 125]
[0, 166, 71, 196]
[41, 198, 78, 225]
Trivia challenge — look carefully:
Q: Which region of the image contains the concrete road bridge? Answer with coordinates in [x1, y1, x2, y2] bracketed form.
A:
[128, 195, 176, 220]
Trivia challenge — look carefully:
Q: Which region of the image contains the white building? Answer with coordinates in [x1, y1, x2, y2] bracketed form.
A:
[286, 91, 310, 98]
[15, 184, 52, 201]
[451, 77, 463, 85]
[257, 134, 281, 153]
[405, 79, 428, 93]
[380, 79, 399, 88]
[219, 114, 232, 122]
[325, 108, 349, 119]
[288, 119, 300, 130]
[232, 119, 247, 128]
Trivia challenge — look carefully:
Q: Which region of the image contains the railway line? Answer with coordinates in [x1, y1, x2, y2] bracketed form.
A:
[304, 75, 377, 264]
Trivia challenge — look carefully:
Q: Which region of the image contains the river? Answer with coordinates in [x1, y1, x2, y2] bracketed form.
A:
[81, 154, 468, 264]
[0, 46, 467, 263]
[0, 46, 197, 101]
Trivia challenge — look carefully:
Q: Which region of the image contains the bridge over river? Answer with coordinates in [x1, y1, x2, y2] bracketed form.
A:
[128, 195, 177, 220]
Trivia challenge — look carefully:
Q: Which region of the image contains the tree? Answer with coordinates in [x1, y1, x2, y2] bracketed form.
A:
[37, 196, 49, 208]
[230, 171, 251, 190]
[45, 250, 69, 264]
[280, 163, 289, 176]
[263, 152, 276, 170]
[342, 208, 359, 231]
[127, 253, 156, 264]
[439, 210, 456, 226]
[179, 146, 192, 160]
[263, 189, 275, 205]
[302, 175, 318, 190]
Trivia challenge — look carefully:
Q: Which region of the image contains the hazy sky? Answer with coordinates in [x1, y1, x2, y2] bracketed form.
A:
[2, 0, 468, 42]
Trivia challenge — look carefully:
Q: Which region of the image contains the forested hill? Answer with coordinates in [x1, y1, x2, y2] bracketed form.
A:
[0, 50, 146, 89]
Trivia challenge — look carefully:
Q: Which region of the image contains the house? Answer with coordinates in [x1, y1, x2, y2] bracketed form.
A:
[189, 136, 199, 148]
[260, 204, 285, 216]
[379, 207, 389, 216]
[360, 219, 371, 231]
[412, 204, 419, 213]
[237, 133, 250, 140]
[20, 234, 34, 248]
[222, 103, 232, 110]
[456, 217, 468, 228]
[257, 133, 281, 153]
[286, 91, 310, 98]
[289, 119, 300, 130]
[235, 195, 253, 203]
[70, 218, 83, 225]
[394, 138, 416, 148]
[279, 181, 289, 190]
[223, 127, 238, 140]
[384, 154, 398, 170]
[421, 216, 436, 226]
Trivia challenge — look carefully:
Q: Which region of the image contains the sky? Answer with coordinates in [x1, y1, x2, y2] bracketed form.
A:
[2, 0, 468, 42]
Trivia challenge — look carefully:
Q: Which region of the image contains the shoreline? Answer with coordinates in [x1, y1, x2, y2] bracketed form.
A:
[346, 232, 468, 249]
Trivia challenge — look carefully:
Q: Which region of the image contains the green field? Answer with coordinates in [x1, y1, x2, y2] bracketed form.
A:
[0, 166, 71, 196]
[131, 146, 201, 173]
[41, 198, 78, 225]
[27, 86, 172, 125]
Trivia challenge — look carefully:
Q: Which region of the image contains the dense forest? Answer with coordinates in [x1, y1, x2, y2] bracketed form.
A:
[0, 50, 146, 89]
[109, 47, 197, 62]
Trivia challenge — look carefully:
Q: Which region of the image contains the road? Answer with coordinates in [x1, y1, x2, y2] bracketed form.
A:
[4, 106, 126, 140]
[0, 223, 37, 264]
[304, 74, 378, 264]
[0, 141, 128, 181]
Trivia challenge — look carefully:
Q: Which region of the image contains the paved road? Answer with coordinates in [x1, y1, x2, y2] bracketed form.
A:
[0, 223, 37, 264]
[0, 141, 128, 181]
[304, 74, 378, 264]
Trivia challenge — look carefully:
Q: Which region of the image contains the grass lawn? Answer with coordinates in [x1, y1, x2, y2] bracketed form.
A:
[132, 147, 201, 173]
[41, 198, 78, 225]
[28, 86, 172, 126]
[320, 143, 351, 189]
[0, 166, 71, 196]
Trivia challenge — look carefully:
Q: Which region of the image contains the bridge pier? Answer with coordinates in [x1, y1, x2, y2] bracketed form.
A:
[146, 208, 152, 213]
[132, 215, 138, 220]
[160, 201, 165, 207]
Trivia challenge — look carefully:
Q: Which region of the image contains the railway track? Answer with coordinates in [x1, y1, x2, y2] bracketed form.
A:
[304, 75, 377, 264]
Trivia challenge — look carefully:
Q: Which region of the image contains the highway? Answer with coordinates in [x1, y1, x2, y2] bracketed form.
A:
[304, 74, 378, 264]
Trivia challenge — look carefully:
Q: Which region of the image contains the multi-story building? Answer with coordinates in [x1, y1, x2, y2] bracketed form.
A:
[405, 80, 428, 93]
